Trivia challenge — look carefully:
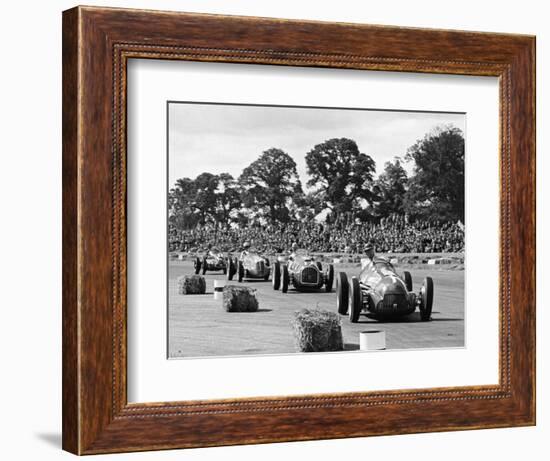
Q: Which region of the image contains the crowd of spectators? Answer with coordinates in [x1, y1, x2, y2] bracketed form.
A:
[168, 214, 464, 254]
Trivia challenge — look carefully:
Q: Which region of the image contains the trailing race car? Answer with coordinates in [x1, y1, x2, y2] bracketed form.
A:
[272, 249, 334, 293]
[336, 257, 433, 322]
[227, 251, 271, 282]
[193, 248, 227, 275]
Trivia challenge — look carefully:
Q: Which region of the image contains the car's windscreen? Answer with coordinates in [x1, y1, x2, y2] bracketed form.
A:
[373, 261, 396, 276]
[377, 266, 395, 276]
[363, 259, 396, 284]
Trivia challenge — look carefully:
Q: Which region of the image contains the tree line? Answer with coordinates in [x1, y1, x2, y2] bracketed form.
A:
[168, 125, 464, 230]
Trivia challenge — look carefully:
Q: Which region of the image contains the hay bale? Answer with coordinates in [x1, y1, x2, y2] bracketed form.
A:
[292, 309, 344, 352]
[177, 275, 206, 295]
[222, 285, 259, 312]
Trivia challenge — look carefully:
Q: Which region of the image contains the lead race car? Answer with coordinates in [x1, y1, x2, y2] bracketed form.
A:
[227, 250, 271, 282]
[273, 249, 334, 293]
[193, 247, 227, 275]
[336, 257, 433, 322]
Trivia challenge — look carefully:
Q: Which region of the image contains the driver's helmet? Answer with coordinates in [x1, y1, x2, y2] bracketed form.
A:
[291, 242, 298, 251]
[243, 242, 251, 250]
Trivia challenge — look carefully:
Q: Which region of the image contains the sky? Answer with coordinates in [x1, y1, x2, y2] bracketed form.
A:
[168, 102, 465, 189]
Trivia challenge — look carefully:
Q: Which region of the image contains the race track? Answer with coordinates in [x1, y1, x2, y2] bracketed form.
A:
[168, 260, 464, 358]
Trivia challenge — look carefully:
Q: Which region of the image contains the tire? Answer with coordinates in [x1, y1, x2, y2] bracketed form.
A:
[202, 257, 207, 275]
[336, 272, 349, 315]
[238, 260, 244, 283]
[227, 258, 234, 281]
[272, 261, 281, 290]
[419, 276, 434, 321]
[281, 265, 290, 293]
[325, 264, 334, 292]
[194, 257, 201, 275]
[348, 276, 361, 323]
[316, 261, 323, 271]
[403, 271, 413, 292]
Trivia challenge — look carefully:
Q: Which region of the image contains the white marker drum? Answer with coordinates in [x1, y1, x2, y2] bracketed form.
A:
[213, 280, 225, 300]
[359, 330, 386, 351]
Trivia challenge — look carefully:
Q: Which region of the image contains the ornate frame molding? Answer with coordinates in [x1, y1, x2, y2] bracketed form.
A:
[63, 6, 535, 454]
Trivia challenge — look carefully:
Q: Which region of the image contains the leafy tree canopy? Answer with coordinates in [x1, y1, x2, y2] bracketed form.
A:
[305, 138, 376, 215]
[169, 172, 241, 229]
[239, 148, 303, 223]
[372, 157, 408, 218]
[404, 125, 465, 222]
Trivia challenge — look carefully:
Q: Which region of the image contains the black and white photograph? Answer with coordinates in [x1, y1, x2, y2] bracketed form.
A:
[167, 101, 466, 358]
[2, 0, 543, 458]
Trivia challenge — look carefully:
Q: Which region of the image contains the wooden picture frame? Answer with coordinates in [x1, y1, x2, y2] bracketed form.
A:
[62, 5, 535, 455]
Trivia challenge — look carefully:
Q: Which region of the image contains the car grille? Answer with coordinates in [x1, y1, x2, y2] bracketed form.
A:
[379, 293, 408, 312]
[256, 261, 265, 273]
[301, 266, 319, 284]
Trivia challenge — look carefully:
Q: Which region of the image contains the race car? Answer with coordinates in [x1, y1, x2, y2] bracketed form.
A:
[272, 249, 334, 293]
[227, 251, 271, 282]
[193, 248, 227, 275]
[336, 257, 433, 322]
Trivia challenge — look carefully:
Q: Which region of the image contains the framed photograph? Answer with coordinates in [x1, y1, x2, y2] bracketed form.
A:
[62, 6, 535, 455]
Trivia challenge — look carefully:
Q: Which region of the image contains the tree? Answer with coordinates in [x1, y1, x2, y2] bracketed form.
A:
[305, 138, 376, 216]
[239, 148, 303, 223]
[372, 157, 408, 218]
[404, 125, 465, 221]
[168, 177, 200, 230]
[293, 190, 325, 222]
[192, 172, 219, 225]
[168, 172, 242, 231]
[213, 173, 241, 228]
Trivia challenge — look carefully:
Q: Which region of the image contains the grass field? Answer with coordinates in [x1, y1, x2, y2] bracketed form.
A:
[168, 259, 464, 358]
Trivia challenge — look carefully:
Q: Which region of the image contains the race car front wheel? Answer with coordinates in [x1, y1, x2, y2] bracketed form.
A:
[272, 261, 281, 290]
[227, 258, 235, 281]
[419, 276, 434, 321]
[325, 264, 334, 292]
[336, 272, 349, 315]
[349, 276, 362, 323]
[202, 257, 207, 275]
[194, 257, 201, 275]
[281, 265, 290, 293]
[238, 260, 244, 283]
[403, 271, 413, 292]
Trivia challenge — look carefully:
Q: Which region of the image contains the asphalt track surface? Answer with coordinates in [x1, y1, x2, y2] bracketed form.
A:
[168, 260, 464, 358]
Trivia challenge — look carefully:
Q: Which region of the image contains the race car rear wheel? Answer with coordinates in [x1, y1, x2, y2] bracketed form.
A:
[272, 261, 281, 290]
[281, 265, 290, 293]
[202, 257, 207, 275]
[325, 264, 334, 292]
[419, 276, 434, 321]
[238, 260, 244, 283]
[263, 259, 270, 281]
[227, 258, 235, 280]
[403, 271, 413, 292]
[194, 257, 201, 275]
[336, 272, 349, 315]
[349, 276, 361, 323]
